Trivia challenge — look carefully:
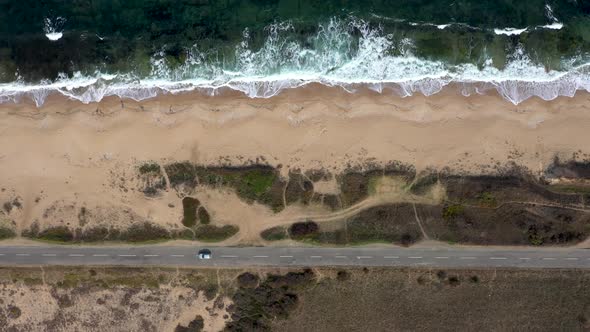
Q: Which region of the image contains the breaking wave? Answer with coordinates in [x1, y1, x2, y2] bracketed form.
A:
[2, 18, 589, 106]
[43, 17, 66, 41]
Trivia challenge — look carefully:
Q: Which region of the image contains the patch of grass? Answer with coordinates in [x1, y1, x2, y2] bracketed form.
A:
[528, 232, 544, 246]
[177, 228, 195, 240]
[367, 176, 381, 195]
[549, 185, 590, 194]
[119, 222, 171, 243]
[194, 166, 278, 199]
[167, 163, 285, 211]
[215, 168, 283, 211]
[182, 197, 200, 227]
[110, 275, 161, 289]
[194, 225, 238, 242]
[59, 272, 84, 288]
[22, 277, 43, 286]
[261, 226, 288, 241]
[37, 226, 74, 242]
[238, 169, 277, 197]
[477, 192, 497, 207]
[442, 204, 464, 220]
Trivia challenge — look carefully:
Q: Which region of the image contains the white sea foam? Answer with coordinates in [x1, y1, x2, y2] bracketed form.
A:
[43, 17, 66, 41]
[545, 4, 557, 22]
[494, 28, 528, 36]
[45, 32, 63, 41]
[2, 18, 588, 106]
[540, 3, 563, 30]
[541, 22, 564, 30]
[375, 13, 562, 34]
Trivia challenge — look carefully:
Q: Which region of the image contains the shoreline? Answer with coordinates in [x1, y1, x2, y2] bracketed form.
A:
[3, 81, 590, 111]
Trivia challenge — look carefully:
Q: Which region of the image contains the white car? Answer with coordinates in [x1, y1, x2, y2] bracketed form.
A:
[197, 249, 212, 259]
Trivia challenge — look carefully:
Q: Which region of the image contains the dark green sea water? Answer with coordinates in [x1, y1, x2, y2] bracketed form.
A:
[0, 0, 589, 105]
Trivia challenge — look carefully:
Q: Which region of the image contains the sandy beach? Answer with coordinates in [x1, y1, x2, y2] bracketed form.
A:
[1, 85, 590, 243]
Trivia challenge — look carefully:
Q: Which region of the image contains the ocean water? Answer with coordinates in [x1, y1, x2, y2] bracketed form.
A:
[0, 0, 589, 106]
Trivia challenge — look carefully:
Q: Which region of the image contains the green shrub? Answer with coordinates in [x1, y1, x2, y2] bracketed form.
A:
[165, 162, 198, 187]
[336, 270, 350, 281]
[0, 227, 16, 240]
[120, 222, 170, 242]
[197, 166, 282, 209]
[237, 272, 259, 288]
[7, 305, 21, 319]
[166, 164, 285, 211]
[442, 204, 464, 220]
[2, 202, 12, 213]
[194, 225, 238, 242]
[261, 226, 287, 241]
[528, 233, 544, 246]
[448, 276, 461, 286]
[177, 229, 195, 240]
[175, 316, 204, 332]
[37, 226, 74, 242]
[242, 170, 275, 194]
[400, 233, 417, 247]
[477, 192, 497, 207]
[139, 162, 161, 174]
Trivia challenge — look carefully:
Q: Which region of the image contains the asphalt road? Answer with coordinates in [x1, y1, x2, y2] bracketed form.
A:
[0, 245, 589, 268]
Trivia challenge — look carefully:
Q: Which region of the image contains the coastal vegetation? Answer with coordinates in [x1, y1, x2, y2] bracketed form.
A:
[137, 162, 166, 197]
[11, 158, 590, 247]
[193, 225, 239, 242]
[181, 197, 200, 227]
[260, 158, 590, 246]
[261, 226, 288, 241]
[22, 221, 238, 244]
[3, 266, 590, 331]
[165, 163, 286, 212]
